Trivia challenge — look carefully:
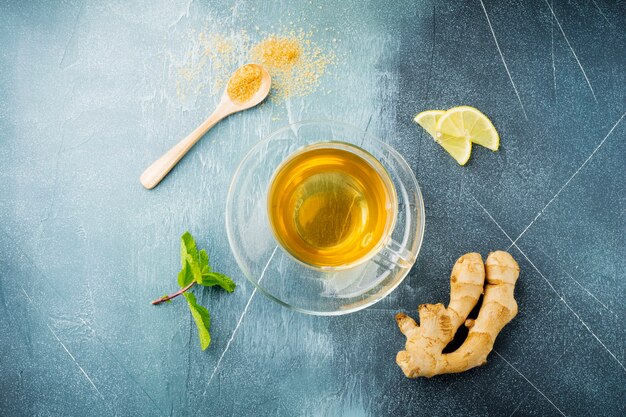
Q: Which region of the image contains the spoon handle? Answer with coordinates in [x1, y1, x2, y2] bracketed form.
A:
[140, 109, 227, 189]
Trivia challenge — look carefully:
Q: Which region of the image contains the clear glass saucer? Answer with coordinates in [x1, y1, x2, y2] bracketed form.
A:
[225, 120, 425, 315]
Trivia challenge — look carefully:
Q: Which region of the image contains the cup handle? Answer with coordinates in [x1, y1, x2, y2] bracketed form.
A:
[373, 239, 415, 269]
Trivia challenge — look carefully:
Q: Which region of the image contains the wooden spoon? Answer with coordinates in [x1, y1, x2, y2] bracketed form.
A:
[140, 64, 271, 189]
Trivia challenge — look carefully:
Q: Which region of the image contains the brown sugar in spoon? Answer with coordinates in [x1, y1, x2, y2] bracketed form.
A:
[140, 64, 271, 189]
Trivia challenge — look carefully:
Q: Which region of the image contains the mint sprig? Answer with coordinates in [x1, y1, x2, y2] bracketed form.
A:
[151, 231, 236, 350]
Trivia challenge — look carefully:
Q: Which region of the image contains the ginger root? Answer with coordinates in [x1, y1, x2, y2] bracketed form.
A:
[396, 251, 520, 377]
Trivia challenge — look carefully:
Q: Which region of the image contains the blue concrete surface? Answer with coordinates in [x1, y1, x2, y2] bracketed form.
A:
[1, 0, 624, 416]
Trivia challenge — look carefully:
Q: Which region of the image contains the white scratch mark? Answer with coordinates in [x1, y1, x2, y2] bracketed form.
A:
[544, 0, 598, 102]
[8, 233, 159, 416]
[539, 249, 613, 314]
[20, 287, 109, 407]
[76, 320, 164, 415]
[590, 0, 613, 26]
[560, 269, 610, 311]
[515, 247, 626, 373]
[203, 246, 279, 395]
[60, 1, 85, 69]
[62, 132, 97, 153]
[478, 0, 528, 120]
[230, 0, 242, 25]
[471, 196, 515, 242]
[495, 350, 567, 417]
[507, 342, 573, 416]
[168, 0, 194, 30]
[472, 198, 626, 373]
[286, 99, 297, 130]
[20, 287, 33, 303]
[509, 111, 625, 248]
[45, 323, 105, 399]
[475, 194, 612, 313]
[551, 0, 557, 102]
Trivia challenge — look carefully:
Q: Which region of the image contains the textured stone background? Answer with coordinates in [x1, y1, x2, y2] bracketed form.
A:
[1, 0, 624, 416]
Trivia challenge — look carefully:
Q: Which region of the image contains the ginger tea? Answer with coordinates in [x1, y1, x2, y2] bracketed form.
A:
[268, 143, 397, 268]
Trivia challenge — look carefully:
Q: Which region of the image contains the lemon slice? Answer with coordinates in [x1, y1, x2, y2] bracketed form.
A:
[435, 133, 472, 165]
[414, 110, 445, 138]
[415, 109, 471, 165]
[436, 106, 499, 151]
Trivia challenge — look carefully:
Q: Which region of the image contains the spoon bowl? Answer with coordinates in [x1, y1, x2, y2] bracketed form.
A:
[140, 63, 272, 190]
[224, 64, 272, 111]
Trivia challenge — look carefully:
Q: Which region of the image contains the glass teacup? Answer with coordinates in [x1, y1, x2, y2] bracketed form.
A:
[226, 121, 425, 315]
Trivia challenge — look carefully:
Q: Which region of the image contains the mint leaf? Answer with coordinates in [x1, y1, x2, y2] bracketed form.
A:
[180, 232, 198, 267]
[199, 249, 211, 276]
[186, 253, 203, 284]
[177, 258, 194, 288]
[201, 271, 236, 293]
[184, 292, 211, 350]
